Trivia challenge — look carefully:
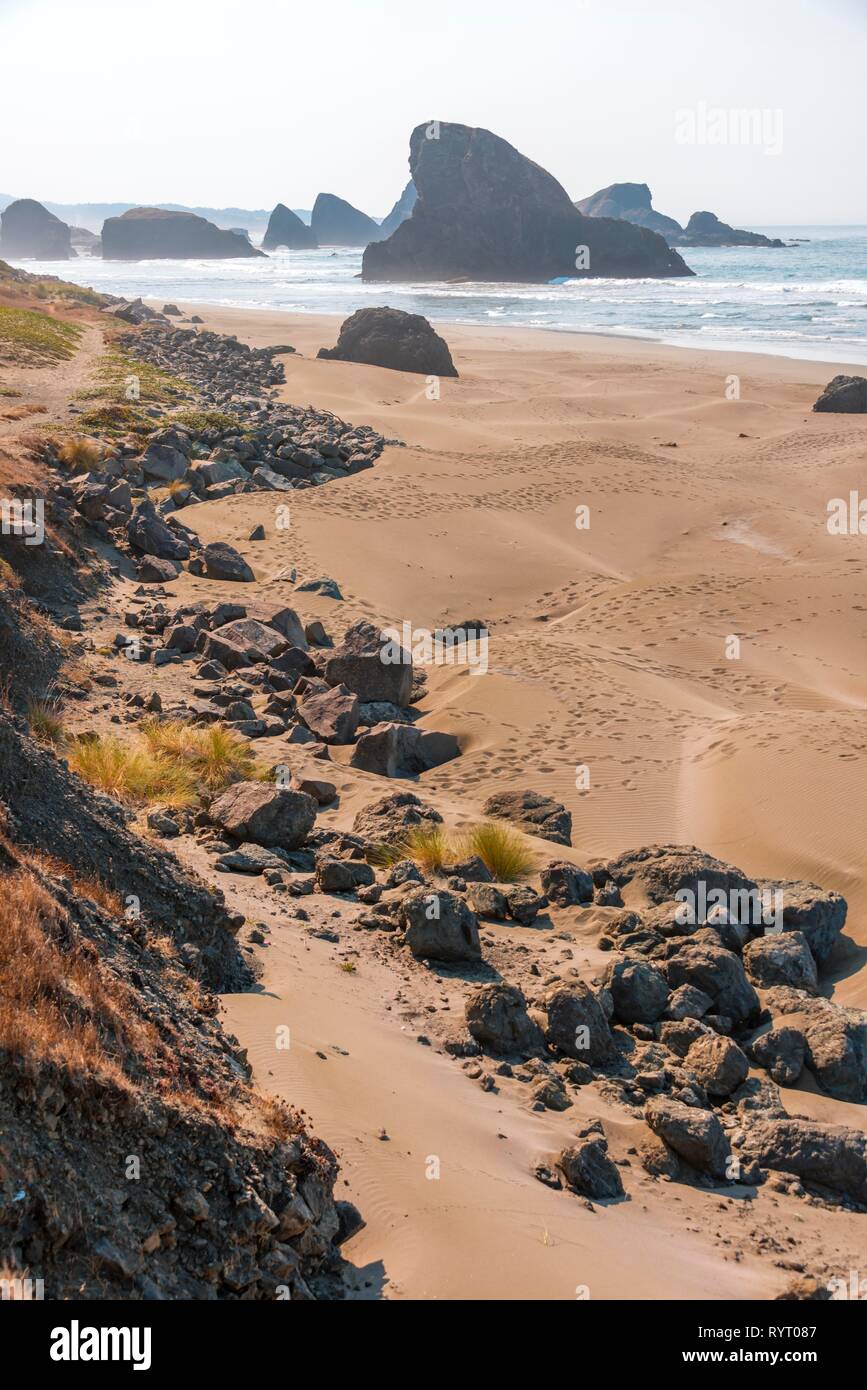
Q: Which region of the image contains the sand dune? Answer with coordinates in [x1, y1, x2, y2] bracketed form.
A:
[159, 302, 867, 1297]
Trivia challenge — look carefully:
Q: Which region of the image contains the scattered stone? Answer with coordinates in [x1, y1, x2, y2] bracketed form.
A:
[558, 1136, 624, 1200]
[400, 888, 481, 962]
[465, 983, 544, 1055]
[207, 782, 317, 850]
[318, 307, 458, 378]
[482, 789, 571, 846]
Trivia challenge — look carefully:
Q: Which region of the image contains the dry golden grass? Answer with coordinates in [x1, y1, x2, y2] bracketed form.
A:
[370, 819, 535, 882]
[0, 868, 153, 1085]
[68, 720, 261, 809]
[0, 402, 47, 421]
[57, 436, 103, 472]
[463, 821, 535, 882]
[26, 693, 65, 746]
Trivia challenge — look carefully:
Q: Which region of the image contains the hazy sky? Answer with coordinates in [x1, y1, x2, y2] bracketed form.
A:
[1, 0, 864, 223]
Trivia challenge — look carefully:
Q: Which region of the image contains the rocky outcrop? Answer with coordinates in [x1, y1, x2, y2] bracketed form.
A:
[102, 207, 265, 260]
[482, 789, 571, 845]
[465, 982, 543, 1055]
[318, 307, 458, 377]
[352, 791, 442, 847]
[645, 1097, 731, 1179]
[0, 198, 71, 259]
[400, 887, 481, 961]
[575, 183, 683, 241]
[262, 203, 318, 251]
[363, 122, 691, 283]
[671, 211, 785, 249]
[310, 193, 380, 247]
[207, 782, 317, 850]
[377, 180, 417, 240]
[70, 225, 101, 256]
[814, 375, 867, 414]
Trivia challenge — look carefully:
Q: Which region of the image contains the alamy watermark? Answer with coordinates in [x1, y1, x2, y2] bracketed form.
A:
[675, 103, 784, 157]
[380, 622, 489, 676]
[1, 497, 44, 546]
[675, 881, 784, 929]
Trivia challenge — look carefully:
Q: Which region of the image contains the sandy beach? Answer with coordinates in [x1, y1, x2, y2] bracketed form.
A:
[123, 302, 867, 1299]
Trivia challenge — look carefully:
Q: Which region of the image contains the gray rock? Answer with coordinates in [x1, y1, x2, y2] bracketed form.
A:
[558, 1136, 624, 1199]
[665, 941, 759, 1025]
[464, 882, 508, 919]
[482, 789, 571, 846]
[208, 782, 317, 849]
[645, 1096, 731, 1179]
[400, 888, 481, 962]
[743, 931, 818, 993]
[540, 859, 594, 906]
[603, 957, 670, 1024]
[742, 1117, 867, 1203]
[298, 684, 359, 744]
[465, 982, 543, 1055]
[352, 791, 442, 848]
[127, 499, 190, 560]
[750, 1026, 806, 1086]
[203, 541, 255, 582]
[544, 983, 615, 1065]
[325, 619, 412, 704]
[684, 1033, 749, 1097]
[350, 721, 459, 777]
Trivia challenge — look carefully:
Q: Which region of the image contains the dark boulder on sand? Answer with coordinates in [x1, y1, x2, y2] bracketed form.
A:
[102, 207, 265, 260]
[813, 375, 867, 414]
[318, 307, 458, 377]
[310, 193, 380, 247]
[262, 203, 318, 251]
[362, 122, 691, 283]
[1, 198, 71, 259]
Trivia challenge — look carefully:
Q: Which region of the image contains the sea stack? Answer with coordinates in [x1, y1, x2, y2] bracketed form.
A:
[0, 198, 72, 259]
[310, 193, 381, 247]
[362, 122, 692, 282]
[672, 211, 785, 248]
[377, 181, 418, 240]
[575, 183, 684, 241]
[101, 207, 266, 260]
[262, 203, 318, 251]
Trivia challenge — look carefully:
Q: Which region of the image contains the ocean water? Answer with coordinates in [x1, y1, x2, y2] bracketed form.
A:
[10, 226, 867, 365]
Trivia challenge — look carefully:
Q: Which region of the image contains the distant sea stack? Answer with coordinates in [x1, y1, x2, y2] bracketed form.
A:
[377, 181, 418, 240]
[70, 226, 102, 257]
[0, 198, 71, 259]
[102, 207, 266, 260]
[671, 212, 785, 249]
[363, 123, 692, 283]
[575, 183, 683, 241]
[310, 193, 381, 247]
[262, 203, 318, 251]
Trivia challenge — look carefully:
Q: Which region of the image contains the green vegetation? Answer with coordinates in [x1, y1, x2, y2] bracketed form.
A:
[0, 305, 82, 366]
[170, 407, 239, 434]
[26, 694, 66, 746]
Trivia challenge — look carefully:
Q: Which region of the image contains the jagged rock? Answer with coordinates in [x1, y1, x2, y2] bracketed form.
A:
[217, 618, 287, 660]
[102, 207, 265, 259]
[602, 957, 670, 1024]
[782, 999, 867, 1103]
[127, 499, 190, 561]
[325, 620, 413, 704]
[502, 883, 545, 925]
[378, 180, 417, 239]
[197, 630, 266, 670]
[208, 782, 317, 850]
[262, 203, 318, 251]
[540, 860, 594, 906]
[743, 931, 818, 993]
[141, 442, 187, 483]
[464, 882, 508, 919]
[664, 942, 759, 1025]
[352, 791, 443, 847]
[203, 541, 255, 583]
[363, 122, 690, 283]
[482, 789, 571, 846]
[465, 982, 543, 1055]
[350, 721, 459, 777]
[750, 1026, 806, 1086]
[315, 858, 374, 893]
[400, 887, 481, 961]
[558, 1135, 624, 1199]
[756, 879, 847, 964]
[645, 1096, 730, 1179]
[292, 776, 336, 806]
[241, 603, 308, 649]
[298, 684, 359, 744]
[741, 1117, 867, 1203]
[216, 843, 291, 874]
[684, 1034, 749, 1097]
[310, 193, 380, 247]
[575, 182, 683, 240]
[604, 843, 755, 910]
[318, 307, 458, 377]
[137, 555, 180, 584]
[544, 983, 615, 1065]
[813, 375, 867, 414]
[665, 984, 714, 1021]
[0, 198, 71, 258]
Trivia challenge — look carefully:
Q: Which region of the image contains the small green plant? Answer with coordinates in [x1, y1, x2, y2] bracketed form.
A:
[171, 408, 240, 434]
[0, 305, 82, 366]
[339, 961, 357, 974]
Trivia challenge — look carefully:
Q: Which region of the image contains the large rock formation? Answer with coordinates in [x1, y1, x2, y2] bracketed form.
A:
[70, 225, 101, 256]
[814, 375, 867, 414]
[0, 198, 71, 259]
[575, 183, 683, 241]
[363, 123, 691, 283]
[377, 181, 417, 240]
[102, 207, 265, 260]
[310, 193, 381, 247]
[318, 307, 458, 376]
[671, 211, 785, 249]
[262, 203, 318, 251]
